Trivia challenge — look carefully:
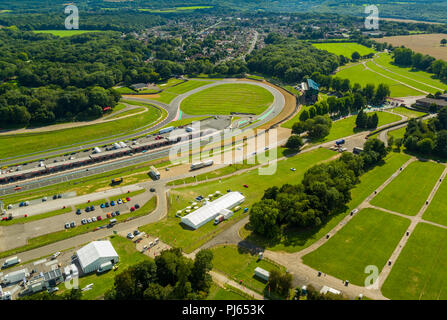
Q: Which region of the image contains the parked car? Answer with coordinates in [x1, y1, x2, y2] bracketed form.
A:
[65, 223, 70, 229]
[85, 207, 90, 213]
[92, 217, 97, 222]
[57, 194, 62, 199]
[111, 212, 116, 217]
[42, 197, 47, 202]
[127, 233, 134, 239]
[115, 211, 120, 216]
[97, 216, 102, 221]
[243, 184, 249, 188]
[70, 221, 75, 228]
[53, 195, 58, 200]
[90, 205, 95, 211]
[290, 168, 296, 172]
[47, 287, 59, 293]
[150, 188, 155, 192]
[133, 230, 140, 236]
[130, 207, 135, 212]
[51, 252, 61, 260]
[126, 197, 131, 201]
[100, 203, 105, 208]
[81, 219, 87, 225]
[106, 213, 112, 218]
[76, 209, 81, 215]
[105, 202, 110, 208]
[134, 204, 140, 209]
[117, 199, 123, 204]
[110, 201, 115, 206]
[87, 218, 92, 223]
[122, 198, 127, 203]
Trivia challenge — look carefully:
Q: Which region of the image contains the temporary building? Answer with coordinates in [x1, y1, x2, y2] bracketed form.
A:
[181, 191, 245, 229]
[76, 241, 119, 274]
[254, 267, 270, 282]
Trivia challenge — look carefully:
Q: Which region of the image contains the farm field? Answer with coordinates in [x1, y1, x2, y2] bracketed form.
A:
[240, 152, 412, 253]
[381, 223, 447, 300]
[0, 104, 162, 160]
[376, 34, 447, 62]
[33, 30, 103, 37]
[180, 84, 274, 115]
[302, 208, 410, 286]
[210, 245, 285, 294]
[336, 64, 424, 97]
[140, 148, 336, 253]
[312, 42, 376, 57]
[389, 107, 426, 119]
[422, 176, 447, 227]
[371, 160, 445, 216]
[373, 53, 447, 92]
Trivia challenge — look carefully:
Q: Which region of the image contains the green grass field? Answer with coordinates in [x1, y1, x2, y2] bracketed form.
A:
[107, 107, 146, 120]
[319, 112, 402, 143]
[206, 283, 249, 300]
[140, 148, 336, 253]
[313, 42, 376, 57]
[371, 161, 445, 216]
[0, 104, 162, 159]
[422, 176, 447, 227]
[240, 152, 412, 253]
[387, 126, 407, 140]
[139, 6, 213, 13]
[210, 245, 285, 294]
[165, 80, 213, 95]
[382, 223, 447, 300]
[180, 84, 274, 115]
[390, 107, 426, 119]
[336, 64, 424, 98]
[374, 53, 447, 93]
[33, 30, 103, 37]
[302, 208, 410, 286]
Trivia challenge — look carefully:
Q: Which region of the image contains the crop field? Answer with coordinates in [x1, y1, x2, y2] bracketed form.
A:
[140, 148, 336, 253]
[390, 107, 426, 119]
[302, 208, 410, 286]
[0, 104, 162, 160]
[33, 30, 103, 37]
[371, 161, 445, 216]
[312, 42, 376, 57]
[422, 176, 447, 227]
[180, 84, 274, 115]
[240, 152, 412, 253]
[336, 64, 424, 97]
[381, 223, 447, 300]
[210, 245, 285, 294]
[376, 34, 447, 62]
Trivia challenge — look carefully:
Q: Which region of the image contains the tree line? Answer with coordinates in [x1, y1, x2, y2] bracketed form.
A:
[249, 138, 387, 239]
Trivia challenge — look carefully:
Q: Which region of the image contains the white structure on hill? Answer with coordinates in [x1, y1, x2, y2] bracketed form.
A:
[76, 241, 119, 274]
[181, 191, 245, 229]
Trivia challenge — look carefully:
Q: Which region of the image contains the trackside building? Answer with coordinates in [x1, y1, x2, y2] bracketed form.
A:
[76, 241, 119, 274]
[181, 192, 245, 229]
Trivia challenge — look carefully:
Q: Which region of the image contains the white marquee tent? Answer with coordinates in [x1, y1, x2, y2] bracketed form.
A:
[76, 241, 119, 274]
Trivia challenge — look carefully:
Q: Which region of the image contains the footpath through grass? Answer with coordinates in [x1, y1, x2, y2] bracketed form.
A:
[210, 245, 285, 295]
[389, 107, 426, 119]
[382, 223, 447, 300]
[371, 160, 445, 216]
[206, 283, 250, 300]
[423, 176, 447, 227]
[240, 152, 412, 253]
[302, 208, 410, 286]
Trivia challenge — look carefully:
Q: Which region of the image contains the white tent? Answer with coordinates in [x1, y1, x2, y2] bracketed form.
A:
[76, 241, 119, 274]
[181, 191, 245, 229]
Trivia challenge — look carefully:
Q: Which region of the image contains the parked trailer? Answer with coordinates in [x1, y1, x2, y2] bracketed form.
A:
[2, 256, 20, 269]
[2, 268, 29, 285]
[190, 160, 214, 171]
[149, 166, 160, 180]
[159, 126, 174, 134]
